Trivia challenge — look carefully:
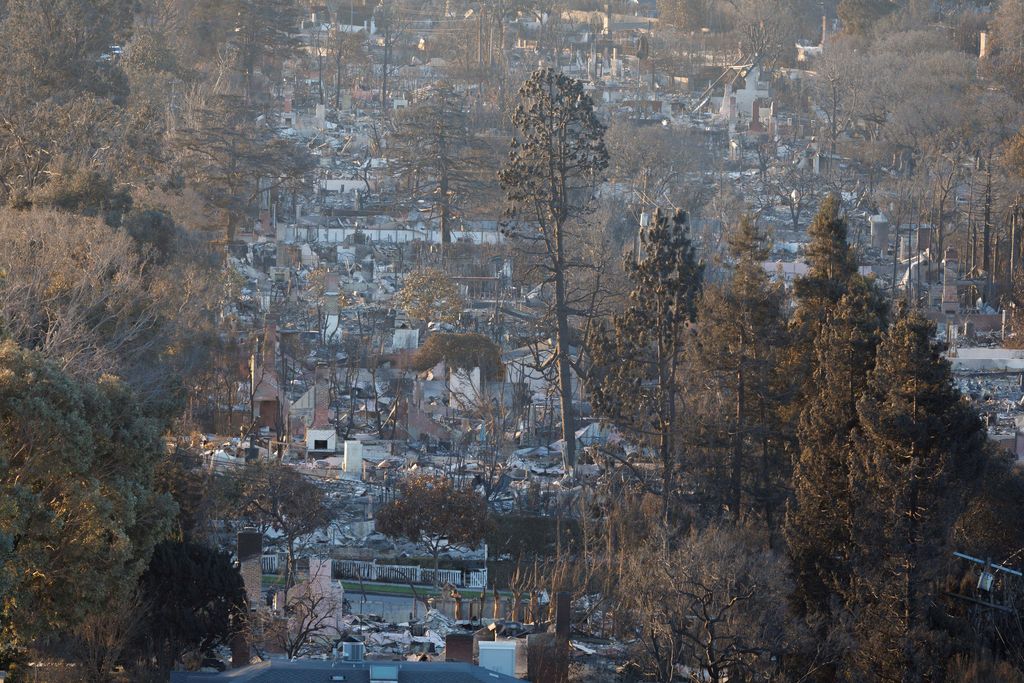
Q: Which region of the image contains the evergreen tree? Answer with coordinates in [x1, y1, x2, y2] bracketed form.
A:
[783, 278, 887, 681]
[783, 194, 861, 431]
[135, 540, 247, 674]
[0, 342, 174, 648]
[694, 217, 787, 525]
[789, 194, 859, 358]
[845, 308, 987, 680]
[499, 67, 608, 473]
[587, 209, 704, 523]
[787, 278, 887, 617]
[796, 195, 858, 299]
[230, 0, 301, 107]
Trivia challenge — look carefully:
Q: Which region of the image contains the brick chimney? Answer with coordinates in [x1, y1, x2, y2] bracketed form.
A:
[324, 271, 340, 316]
[312, 363, 332, 430]
[237, 528, 263, 610]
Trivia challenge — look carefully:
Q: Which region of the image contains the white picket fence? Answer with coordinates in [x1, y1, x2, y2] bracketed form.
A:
[261, 554, 279, 574]
[335, 559, 488, 588]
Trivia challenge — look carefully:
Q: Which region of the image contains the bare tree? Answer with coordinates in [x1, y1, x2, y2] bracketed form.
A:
[773, 160, 820, 232]
[618, 525, 789, 683]
[388, 84, 485, 245]
[280, 575, 344, 660]
[0, 208, 161, 379]
[72, 590, 146, 683]
[812, 40, 858, 180]
[240, 463, 333, 589]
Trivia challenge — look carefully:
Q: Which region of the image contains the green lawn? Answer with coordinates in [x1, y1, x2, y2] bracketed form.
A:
[340, 581, 435, 598]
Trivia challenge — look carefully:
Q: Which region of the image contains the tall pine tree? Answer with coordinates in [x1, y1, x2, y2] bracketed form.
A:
[785, 194, 860, 422]
[500, 67, 608, 473]
[694, 216, 788, 525]
[587, 209, 703, 523]
[844, 308, 987, 680]
[783, 278, 888, 681]
[787, 277, 888, 621]
[794, 194, 858, 310]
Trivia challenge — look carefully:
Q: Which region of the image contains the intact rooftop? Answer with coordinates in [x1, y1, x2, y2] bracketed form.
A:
[170, 659, 522, 683]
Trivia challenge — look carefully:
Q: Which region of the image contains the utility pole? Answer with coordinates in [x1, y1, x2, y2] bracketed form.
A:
[948, 551, 1021, 615]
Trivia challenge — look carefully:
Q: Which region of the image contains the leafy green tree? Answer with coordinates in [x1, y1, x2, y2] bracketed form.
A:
[587, 209, 703, 523]
[376, 475, 490, 584]
[0, 341, 174, 647]
[499, 67, 608, 473]
[134, 540, 247, 674]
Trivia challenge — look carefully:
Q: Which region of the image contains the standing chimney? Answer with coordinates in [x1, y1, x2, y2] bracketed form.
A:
[237, 528, 263, 610]
[979, 31, 988, 59]
[324, 271, 340, 316]
[555, 592, 570, 638]
[942, 247, 960, 315]
[445, 633, 474, 663]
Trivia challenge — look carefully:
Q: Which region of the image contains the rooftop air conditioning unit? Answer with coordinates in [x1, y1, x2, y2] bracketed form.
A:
[342, 640, 365, 662]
